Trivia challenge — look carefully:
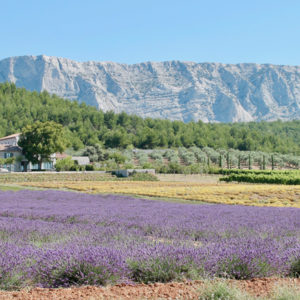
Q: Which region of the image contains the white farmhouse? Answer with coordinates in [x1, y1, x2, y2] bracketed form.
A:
[0, 133, 56, 171]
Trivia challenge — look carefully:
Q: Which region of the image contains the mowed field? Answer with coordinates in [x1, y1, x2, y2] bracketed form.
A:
[19, 177, 300, 207]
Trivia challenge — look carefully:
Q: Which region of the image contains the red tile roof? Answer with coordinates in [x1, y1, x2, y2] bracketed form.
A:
[55, 153, 69, 159]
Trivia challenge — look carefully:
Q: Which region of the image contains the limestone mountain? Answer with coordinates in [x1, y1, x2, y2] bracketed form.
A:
[1, 55, 300, 122]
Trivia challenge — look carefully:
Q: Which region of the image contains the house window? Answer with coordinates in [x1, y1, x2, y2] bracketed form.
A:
[4, 153, 13, 158]
[31, 162, 53, 170]
[43, 162, 53, 170]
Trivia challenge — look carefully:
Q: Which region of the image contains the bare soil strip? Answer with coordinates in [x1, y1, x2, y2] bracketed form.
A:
[1, 278, 299, 300]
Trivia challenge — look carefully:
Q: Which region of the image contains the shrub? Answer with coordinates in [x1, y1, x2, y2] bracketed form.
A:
[83, 145, 109, 162]
[149, 150, 163, 160]
[142, 162, 154, 169]
[85, 164, 94, 171]
[188, 164, 204, 174]
[167, 162, 184, 174]
[289, 258, 300, 277]
[109, 153, 126, 164]
[46, 262, 111, 287]
[38, 261, 118, 287]
[31, 249, 127, 288]
[216, 257, 271, 280]
[220, 173, 300, 185]
[0, 270, 24, 290]
[55, 157, 75, 171]
[128, 258, 197, 283]
[129, 172, 158, 181]
[156, 164, 169, 173]
[123, 163, 135, 169]
[136, 152, 149, 165]
[198, 281, 253, 300]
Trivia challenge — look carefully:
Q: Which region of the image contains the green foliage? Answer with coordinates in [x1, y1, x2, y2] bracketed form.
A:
[0, 157, 15, 167]
[109, 153, 126, 164]
[178, 147, 197, 165]
[33, 261, 119, 288]
[214, 169, 297, 175]
[271, 284, 300, 300]
[219, 171, 300, 185]
[83, 145, 109, 162]
[85, 164, 95, 171]
[18, 121, 66, 170]
[128, 258, 198, 283]
[198, 281, 254, 300]
[136, 151, 149, 165]
[289, 258, 300, 277]
[55, 157, 75, 171]
[0, 270, 24, 290]
[128, 172, 158, 181]
[216, 257, 270, 280]
[166, 162, 184, 174]
[1, 82, 300, 153]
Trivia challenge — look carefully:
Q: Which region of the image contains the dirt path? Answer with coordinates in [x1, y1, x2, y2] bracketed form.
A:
[1, 278, 300, 300]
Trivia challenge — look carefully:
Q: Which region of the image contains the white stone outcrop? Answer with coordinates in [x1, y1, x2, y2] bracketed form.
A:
[1, 55, 300, 122]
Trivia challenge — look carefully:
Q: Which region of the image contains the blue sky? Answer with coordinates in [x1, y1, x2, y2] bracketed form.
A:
[1, 0, 299, 65]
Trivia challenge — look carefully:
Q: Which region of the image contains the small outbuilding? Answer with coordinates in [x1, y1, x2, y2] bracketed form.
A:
[71, 156, 90, 166]
[114, 169, 155, 177]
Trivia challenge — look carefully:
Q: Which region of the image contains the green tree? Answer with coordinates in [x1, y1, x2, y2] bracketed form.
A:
[55, 156, 75, 171]
[18, 121, 66, 170]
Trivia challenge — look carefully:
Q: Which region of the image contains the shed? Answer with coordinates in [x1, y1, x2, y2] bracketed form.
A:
[114, 169, 155, 177]
[72, 156, 90, 166]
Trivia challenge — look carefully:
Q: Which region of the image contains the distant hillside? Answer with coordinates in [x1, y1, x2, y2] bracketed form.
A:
[0, 82, 300, 153]
[1, 55, 300, 122]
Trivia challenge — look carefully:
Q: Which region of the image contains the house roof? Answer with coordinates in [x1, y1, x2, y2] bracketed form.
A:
[0, 145, 22, 152]
[56, 153, 69, 160]
[0, 133, 21, 141]
[72, 156, 90, 165]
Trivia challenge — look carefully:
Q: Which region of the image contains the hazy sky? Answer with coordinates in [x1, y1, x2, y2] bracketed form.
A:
[1, 0, 299, 65]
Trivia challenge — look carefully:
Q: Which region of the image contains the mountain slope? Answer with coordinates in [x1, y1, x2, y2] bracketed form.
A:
[1, 82, 300, 153]
[1, 55, 300, 122]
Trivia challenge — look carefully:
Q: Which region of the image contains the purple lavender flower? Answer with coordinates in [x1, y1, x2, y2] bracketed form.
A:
[0, 190, 299, 288]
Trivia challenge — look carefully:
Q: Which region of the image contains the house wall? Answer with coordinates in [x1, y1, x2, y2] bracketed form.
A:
[29, 161, 54, 171]
[0, 151, 22, 172]
[0, 135, 56, 172]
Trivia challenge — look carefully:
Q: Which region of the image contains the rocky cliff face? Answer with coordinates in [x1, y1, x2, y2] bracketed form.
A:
[1, 55, 300, 122]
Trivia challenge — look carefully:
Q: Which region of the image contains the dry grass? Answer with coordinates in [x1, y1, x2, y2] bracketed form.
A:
[156, 174, 221, 183]
[18, 181, 300, 207]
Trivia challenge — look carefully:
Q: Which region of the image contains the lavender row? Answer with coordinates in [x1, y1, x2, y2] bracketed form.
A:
[0, 190, 299, 289]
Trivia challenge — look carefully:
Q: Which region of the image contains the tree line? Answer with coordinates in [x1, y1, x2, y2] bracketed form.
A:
[0, 82, 300, 154]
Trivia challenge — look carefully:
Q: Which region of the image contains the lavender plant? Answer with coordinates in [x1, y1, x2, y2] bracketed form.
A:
[0, 190, 299, 289]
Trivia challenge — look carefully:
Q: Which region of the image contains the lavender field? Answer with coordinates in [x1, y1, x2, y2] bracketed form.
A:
[0, 190, 300, 290]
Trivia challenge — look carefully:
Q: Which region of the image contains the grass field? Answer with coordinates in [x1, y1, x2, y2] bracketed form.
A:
[0, 185, 23, 191]
[0, 172, 115, 183]
[18, 180, 300, 207]
[156, 173, 221, 183]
